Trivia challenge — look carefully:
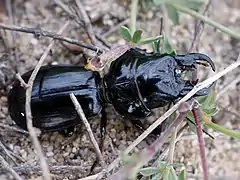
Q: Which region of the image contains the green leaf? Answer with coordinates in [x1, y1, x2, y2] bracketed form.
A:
[158, 161, 168, 169]
[119, 26, 132, 42]
[152, 173, 163, 180]
[162, 35, 176, 55]
[186, 112, 196, 133]
[204, 121, 240, 139]
[169, 167, 178, 180]
[197, 90, 220, 117]
[203, 107, 219, 117]
[163, 168, 170, 180]
[132, 29, 143, 44]
[139, 167, 161, 176]
[178, 169, 186, 180]
[152, 39, 161, 53]
[139, 35, 163, 45]
[198, 90, 217, 109]
[165, 4, 180, 25]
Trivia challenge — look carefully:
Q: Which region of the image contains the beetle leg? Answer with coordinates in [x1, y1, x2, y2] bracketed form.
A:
[180, 80, 214, 97]
[58, 126, 75, 137]
[100, 107, 107, 151]
[175, 53, 215, 71]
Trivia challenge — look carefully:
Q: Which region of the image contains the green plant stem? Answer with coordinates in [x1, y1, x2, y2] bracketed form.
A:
[161, 4, 170, 39]
[171, 3, 240, 40]
[167, 127, 177, 163]
[204, 121, 240, 139]
[130, 0, 139, 34]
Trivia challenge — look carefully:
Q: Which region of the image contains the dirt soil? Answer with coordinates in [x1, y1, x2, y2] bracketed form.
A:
[0, 0, 239, 180]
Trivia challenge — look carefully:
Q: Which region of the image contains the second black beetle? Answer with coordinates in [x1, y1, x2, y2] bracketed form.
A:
[7, 48, 215, 136]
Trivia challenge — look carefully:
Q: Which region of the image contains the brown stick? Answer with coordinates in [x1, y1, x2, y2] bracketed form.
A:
[192, 106, 209, 180]
[13, 165, 97, 174]
[0, 23, 101, 53]
[0, 123, 29, 134]
[0, 140, 17, 165]
[16, 73, 29, 89]
[69, 93, 106, 168]
[75, 0, 98, 46]
[24, 21, 70, 180]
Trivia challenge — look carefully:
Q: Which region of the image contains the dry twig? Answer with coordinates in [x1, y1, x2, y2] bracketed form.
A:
[188, 0, 212, 52]
[13, 165, 97, 174]
[54, 0, 73, 15]
[16, 73, 29, 89]
[75, 0, 98, 46]
[0, 23, 101, 53]
[24, 21, 70, 180]
[0, 123, 29, 135]
[69, 93, 106, 168]
[0, 140, 16, 165]
[0, 155, 23, 180]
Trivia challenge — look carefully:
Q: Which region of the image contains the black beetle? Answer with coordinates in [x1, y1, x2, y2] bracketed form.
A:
[7, 48, 215, 137]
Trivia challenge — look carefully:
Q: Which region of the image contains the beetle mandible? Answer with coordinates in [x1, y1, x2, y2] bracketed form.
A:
[7, 48, 215, 137]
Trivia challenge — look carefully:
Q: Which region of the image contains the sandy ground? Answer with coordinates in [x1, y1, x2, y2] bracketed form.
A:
[0, 0, 239, 179]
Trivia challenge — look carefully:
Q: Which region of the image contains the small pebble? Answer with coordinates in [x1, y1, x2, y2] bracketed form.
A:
[72, 147, 77, 153]
[46, 151, 54, 157]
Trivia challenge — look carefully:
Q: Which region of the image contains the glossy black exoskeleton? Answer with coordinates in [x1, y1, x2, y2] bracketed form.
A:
[7, 48, 215, 137]
[8, 66, 104, 136]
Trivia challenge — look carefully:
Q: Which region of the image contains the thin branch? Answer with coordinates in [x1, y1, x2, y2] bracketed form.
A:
[13, 165, 96, 174]
[188, 0, 211, 52]
[0, 140, 17, 165]
[0, 155, 23, 180]
[0, 23, 101, 53]
[69, 93, 105, 168]
[171, 3, 240, 40]
[89, 54, 240, 179]
[192, 106, 209, 180]
[16, 73, 29, 89]
[7, 151, 26, 163]
[54, 0, 73, 15]
[129, 0, 139, 34]
[75, 0, 98, 46]
[0, 123, 29, 134]
[24, 21, 70, 180]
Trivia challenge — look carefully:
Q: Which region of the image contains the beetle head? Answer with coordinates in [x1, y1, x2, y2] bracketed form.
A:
[174, 53, 215, 72]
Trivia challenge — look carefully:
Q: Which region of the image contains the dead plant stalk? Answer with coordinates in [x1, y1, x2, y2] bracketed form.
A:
[0, 23, 101, 52]
[0, 155, 23, 180]
[69, 93, 106, 168]
[24, 21, 70, 180]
